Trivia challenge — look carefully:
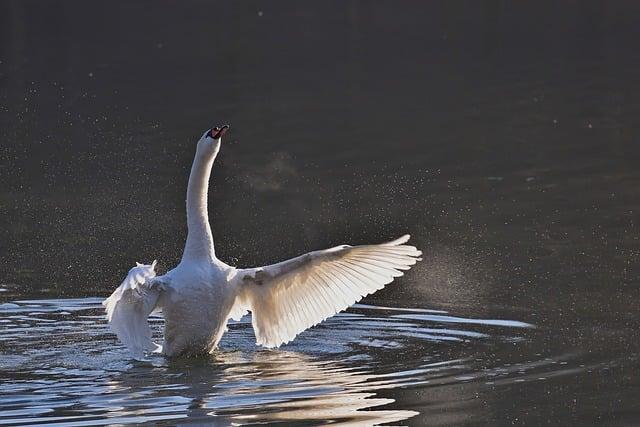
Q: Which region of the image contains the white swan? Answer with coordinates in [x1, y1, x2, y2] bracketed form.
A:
[103, 125, 422, 358]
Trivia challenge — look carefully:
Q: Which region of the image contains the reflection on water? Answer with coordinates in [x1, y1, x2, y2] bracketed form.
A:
[0, 297, 621, 426]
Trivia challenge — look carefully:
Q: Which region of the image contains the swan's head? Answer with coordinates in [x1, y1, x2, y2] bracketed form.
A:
[207, 125, 230, 140]
[197, 125, 230, 155]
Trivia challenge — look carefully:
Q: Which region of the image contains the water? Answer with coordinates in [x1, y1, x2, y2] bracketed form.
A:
[2, 1, 640, 425]
[0, 296, 636, 425]
[0, 298, 565, 426]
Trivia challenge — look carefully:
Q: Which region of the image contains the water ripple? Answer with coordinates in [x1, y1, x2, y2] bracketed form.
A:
[0, 297, 597, 425]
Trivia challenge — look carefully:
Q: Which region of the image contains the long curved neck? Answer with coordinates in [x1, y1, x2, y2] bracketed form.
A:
[182, 146, 217, 262]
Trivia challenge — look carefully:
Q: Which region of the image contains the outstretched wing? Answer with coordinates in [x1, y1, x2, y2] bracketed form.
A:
[234, 235, 422, 348]
[102, 261, 162, 358]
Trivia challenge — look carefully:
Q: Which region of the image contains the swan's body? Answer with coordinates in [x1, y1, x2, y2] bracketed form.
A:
[103, 126, 422, 358]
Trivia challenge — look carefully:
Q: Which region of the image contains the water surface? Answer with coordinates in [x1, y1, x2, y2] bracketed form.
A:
[0, 297, 580, 426]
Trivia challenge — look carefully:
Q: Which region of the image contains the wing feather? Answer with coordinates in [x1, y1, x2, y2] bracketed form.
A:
[102, 261, 162, 358]
[235, 235, 422, 348]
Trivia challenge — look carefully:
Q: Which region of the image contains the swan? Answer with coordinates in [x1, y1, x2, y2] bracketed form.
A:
[103, 125, 422, 358]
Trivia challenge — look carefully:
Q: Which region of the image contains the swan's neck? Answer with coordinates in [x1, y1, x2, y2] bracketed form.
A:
[182, 146, 217, 262]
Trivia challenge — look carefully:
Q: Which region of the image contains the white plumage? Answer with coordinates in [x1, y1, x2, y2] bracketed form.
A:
[102, 261, 161, 357]
[103, 126, 422, 358]
[238, 235, 421, 348]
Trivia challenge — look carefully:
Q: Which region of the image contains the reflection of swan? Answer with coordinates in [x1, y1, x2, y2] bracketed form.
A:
[103, 126, 422, 357]
[104, 349, 417, 426]
[205, 350, 418, 426]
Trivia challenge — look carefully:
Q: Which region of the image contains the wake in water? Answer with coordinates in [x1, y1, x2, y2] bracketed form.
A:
[0, 297, 587, 426]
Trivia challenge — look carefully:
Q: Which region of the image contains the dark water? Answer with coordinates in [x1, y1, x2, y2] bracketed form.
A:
[1, 1, 640, 425]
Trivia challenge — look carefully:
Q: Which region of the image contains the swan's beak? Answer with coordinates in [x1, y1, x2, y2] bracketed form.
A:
[208, 125, 230, 140]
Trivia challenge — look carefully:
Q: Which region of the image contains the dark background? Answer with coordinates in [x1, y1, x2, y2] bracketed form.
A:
[1, 0, 639, 311]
